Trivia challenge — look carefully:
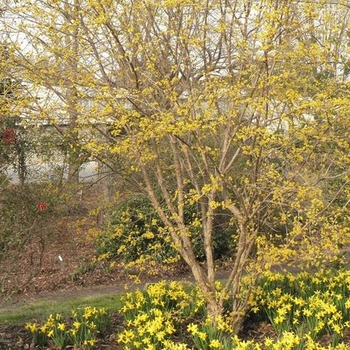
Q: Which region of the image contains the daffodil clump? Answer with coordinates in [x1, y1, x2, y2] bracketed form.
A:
[25, 306, 110, 349]
[118, 280, 207, 349]
[187, 315, 235, 349]
[249, 269, 350, 348]
[119, 274, 350, 349]
[118, 280, 245, 349]
[263, 332, 349, 350]
[25, 270, 350, 349]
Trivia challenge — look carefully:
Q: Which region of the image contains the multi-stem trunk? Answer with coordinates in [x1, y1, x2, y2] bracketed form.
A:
[220, 221, 258, 332]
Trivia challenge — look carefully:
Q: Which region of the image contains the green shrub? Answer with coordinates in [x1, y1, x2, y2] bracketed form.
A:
[96, 195, 234, 269]
[96, 195, 179, 266]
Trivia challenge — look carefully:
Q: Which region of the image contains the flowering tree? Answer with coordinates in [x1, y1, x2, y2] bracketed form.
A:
[4, 0, 350, 329]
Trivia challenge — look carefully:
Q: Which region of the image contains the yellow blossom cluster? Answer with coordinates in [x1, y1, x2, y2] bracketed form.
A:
[118, 280, 209, 349]
[249, 269, 350, 348]
[25, 306, 109, 349]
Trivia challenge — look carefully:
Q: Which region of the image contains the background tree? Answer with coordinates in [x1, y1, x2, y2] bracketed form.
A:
[0, 43, 22, 181]
[2, 0, 91, 184]
[4, 0, 350, 330]
[0, 46, 58, 185]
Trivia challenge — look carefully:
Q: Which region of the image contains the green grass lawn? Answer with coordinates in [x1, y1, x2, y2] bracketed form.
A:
[0, 291, 122, 325]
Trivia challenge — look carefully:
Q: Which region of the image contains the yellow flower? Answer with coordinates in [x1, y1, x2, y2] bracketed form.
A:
[156, 331, 166, 341]
[84, 339, 96, 346]
[187, 323, 199, 335]
[251, 306, 260, 313]
[197, 331, 207, 341]
[142, 336, 151, 345]
[99, 307, 107, 315]
[209, 339, 223, 348]
[118, 329, 135, 344]
[303, 309, 312, 317]
[264, 337, 274, 346]
[84, 307, 93, 319]
[89, 321, 97, 330]
[143, 230, 154, 239]
[57, 323, 65, 331]
[145, 345, 156, 350]
[25, 323, 37, 333]
[292, 318, 299, 326]
[73, 321, 81, 329]
[216, 316, 232, 333]
[273, 314, 285, 325]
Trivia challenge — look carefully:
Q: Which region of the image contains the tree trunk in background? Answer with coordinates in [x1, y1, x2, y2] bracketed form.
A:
[97, 160, 114, 225]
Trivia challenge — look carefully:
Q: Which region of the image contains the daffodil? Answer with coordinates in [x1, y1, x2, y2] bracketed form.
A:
[57, 323, 65, 331]
[25, 323, 37, 333]
[73, 321, 81, 329]
[187, 323, 199, 335]
[209, 339, 223, 348]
